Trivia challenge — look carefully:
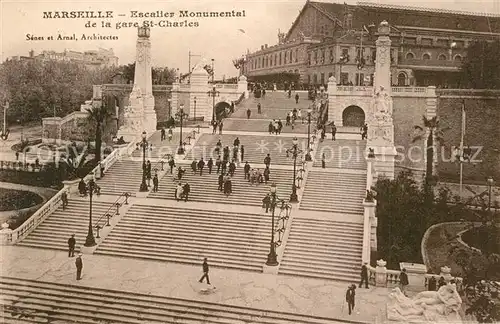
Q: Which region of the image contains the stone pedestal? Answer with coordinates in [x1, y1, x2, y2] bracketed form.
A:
[62, 179, 81, 195]
[375, 259, 388, 287]
[400, 262, 427, 288]
[371, 146, 397, 179]
[190, 66, 211, 122]
[440, 266, 453, 281]
[362, 199, 377, 263]
[326, 76, 340, 125]
[237, 75, 249, 99]
[1, 223, 13, 245]
[262, 264, 279, 274]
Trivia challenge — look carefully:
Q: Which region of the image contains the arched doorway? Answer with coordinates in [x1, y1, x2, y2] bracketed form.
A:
[342, 106, 365, 127]
[214, 102, 231, 120]
[397, 72, 407, 86]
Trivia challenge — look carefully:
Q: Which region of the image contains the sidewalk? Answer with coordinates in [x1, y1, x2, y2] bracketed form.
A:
[0, 246, 389, 323]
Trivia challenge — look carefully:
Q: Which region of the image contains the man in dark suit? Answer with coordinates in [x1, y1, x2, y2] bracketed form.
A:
[75, 253, 83, 280]
[346, 284, 356, 315]
[68, 234, 76, 257]
[198, 258, 210, 285]
[359, 262, 369, 288]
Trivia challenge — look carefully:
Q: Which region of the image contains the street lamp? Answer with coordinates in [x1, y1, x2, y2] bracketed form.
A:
[139, 131, 148, 192]
[305, 108, 313, 161]
[176, 104, 188, 155]
[167, 98, 172, 119]
[84, 177, 99, 247]
[266, 183, 279, 266]
[193, 96, 197, 121]
[487, 176, 494, 211]
[207, 85, 220, 122]
[286, 137, 303, 203]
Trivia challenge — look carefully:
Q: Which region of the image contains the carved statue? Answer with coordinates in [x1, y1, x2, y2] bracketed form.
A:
[371, 86, 393, 123]
[387, 284, 463, 323]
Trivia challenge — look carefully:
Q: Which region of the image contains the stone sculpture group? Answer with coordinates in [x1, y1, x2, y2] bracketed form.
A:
[387, 283, 463, 323]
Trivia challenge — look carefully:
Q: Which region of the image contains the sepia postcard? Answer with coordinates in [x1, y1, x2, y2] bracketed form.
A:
[0, 0, 499, 322]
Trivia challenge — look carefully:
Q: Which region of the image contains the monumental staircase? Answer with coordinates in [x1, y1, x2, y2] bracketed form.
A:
[16, 199, 115, 251]
[94, 204, 271, 271]
[10, 89, 373, 285]
[0, 276, 344, 324]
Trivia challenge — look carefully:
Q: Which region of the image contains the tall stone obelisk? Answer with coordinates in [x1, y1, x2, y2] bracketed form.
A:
[367, 21, 397, 179]
[117, 27, 156, 141]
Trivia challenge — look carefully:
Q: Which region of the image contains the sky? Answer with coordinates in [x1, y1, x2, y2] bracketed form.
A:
[1, 0, 499, 79]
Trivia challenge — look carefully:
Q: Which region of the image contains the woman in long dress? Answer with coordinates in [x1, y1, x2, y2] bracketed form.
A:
[175, 183, 183, 201]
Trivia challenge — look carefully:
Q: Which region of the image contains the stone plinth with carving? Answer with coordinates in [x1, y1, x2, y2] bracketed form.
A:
[387, 283, 463, 323]
[189, 65, 211, 122]
[118, 26, 156, 141]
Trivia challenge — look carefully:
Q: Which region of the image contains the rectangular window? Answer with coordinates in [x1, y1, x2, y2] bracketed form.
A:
[329, 48, 334, 63]
[340, 72, 349, 85]
[295, 49, 298, 62]
[421, 38, 432, 46]
[342, 48, 349, 56]
[313, 51, 317, 64]
[307, 74, 311, 84]
[313, 74, 318, 84]
[355, 73, 364, 86]
[289, 51, 293, 63]
[437, 39, 448, 47]
[320, 73, 325, 85]
[403, 38, 416, 45]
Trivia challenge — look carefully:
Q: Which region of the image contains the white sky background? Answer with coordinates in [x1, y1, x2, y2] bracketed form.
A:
[1, 0, 499, 79]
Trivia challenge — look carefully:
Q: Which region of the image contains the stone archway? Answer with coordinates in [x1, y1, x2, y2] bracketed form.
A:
[342, 105, 365, 127]
[215, 101, 231, 120]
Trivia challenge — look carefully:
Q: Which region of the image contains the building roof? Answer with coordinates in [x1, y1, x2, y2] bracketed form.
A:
[304, 1, 500, 34]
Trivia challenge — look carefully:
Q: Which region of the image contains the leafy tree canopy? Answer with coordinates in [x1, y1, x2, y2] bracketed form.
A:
[460, 40, 500, 89]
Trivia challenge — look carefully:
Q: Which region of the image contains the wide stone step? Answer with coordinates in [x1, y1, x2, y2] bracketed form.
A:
[278, 268, 359, 282]
[0, 276, 341, 323]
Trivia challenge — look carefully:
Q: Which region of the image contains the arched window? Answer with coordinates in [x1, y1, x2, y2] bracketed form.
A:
[295, 49, 298, 62]
[397, 72, 407, 86]
[284, 51, 287, 64]
[405, 52, 415, 59]
[422, 53, 431, 60]
[274, 54, 277, 66]
[279, 52, 282, 65]
[454, 54, 463, 62]
[289, 50, 292, 63]
[438, 54, 447, 60]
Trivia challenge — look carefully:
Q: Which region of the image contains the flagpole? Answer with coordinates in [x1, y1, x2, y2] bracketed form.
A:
[459, 100, 465, 198]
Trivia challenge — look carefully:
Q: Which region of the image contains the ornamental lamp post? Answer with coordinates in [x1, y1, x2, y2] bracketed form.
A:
[487, 176, 494, 211]
[193, 96, 197, 121]
[84, 177, 99, 247]
[207, 85, 220, 122]
[176, 104, 188, 155]
[266, 182, 279, 266]
[305, 108, 313, 161]
[139, 131, 148, 192]
[286, 137, 302, 203]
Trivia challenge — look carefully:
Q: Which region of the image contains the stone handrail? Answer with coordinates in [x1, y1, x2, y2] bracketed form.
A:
[335, 86, 429, 95]
[223, 84, 238, 89]
[1, 186, 66, 245]
[392, 87, 427, 93]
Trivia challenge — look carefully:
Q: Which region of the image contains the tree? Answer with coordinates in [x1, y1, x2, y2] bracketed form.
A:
[86, 102, 111, 163]
[120, 63, 135, 83]
[412, 116, 448, 197]
[152, 67, 176, 85]
[460, 40, 500, 89]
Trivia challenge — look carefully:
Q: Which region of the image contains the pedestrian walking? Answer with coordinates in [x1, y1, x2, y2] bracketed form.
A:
[61, 190, 69, 210]
[346, 285, 356, 315]
[169, 157, 176, 174]
[191, 160, 197, 174]
[257, 103, 262, 114]
[212, 120, 217, 134]
[216, 155, 222, 174]
[218, 174, 224, 191]
[218, 121, 224, 135]
[361, 123, 368, 140]
[197, 158, 205, 176]
[321, 153, 326, 169]
[183, 183, 190, 202]
[168, 127, 173, 142]
[175, 183, 183, 201]
[359, 262, 369, 288]
[295, 93, 299, 104]
[240, 145, 245, 162]
[262, 193, 271, 213]
[146, 160, 152, 186]
[161, 127, 166, 141]
[207, 158, 214, 174]
[332, 123, 337, 141]
[246, 108, 251, 119]
[264, 154, 271, 168]
[68, 234, 76, 257]
[400, 268, 409, 296]
[153, 173, 159, 192]
[198, 258, 211, 284]
[75, 253, 83, 280]
[244, 161, 251, 179]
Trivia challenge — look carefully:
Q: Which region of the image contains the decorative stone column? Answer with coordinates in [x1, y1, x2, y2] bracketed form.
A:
[425, 86, 438, 178]
[117, 27, 156, 142]
[1, 223, 13, 245]
[400, 262, 427, 288]
[367, 21, 397, 180]
[362, 199, 377, 263]
[327, 76, 341, 125]
[375, 259, 388, 287]
[189, 65, 211, 122]
[237, 75, 249, 99]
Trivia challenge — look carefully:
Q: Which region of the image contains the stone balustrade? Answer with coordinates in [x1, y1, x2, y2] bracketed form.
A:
[334, 85, 432, 97]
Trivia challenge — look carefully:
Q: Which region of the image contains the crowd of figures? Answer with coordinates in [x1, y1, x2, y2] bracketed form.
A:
[160, 136, 275, 201]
